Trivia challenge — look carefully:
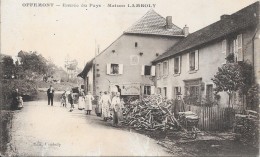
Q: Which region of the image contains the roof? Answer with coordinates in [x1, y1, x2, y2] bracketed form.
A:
[153, 1, 259, 63]
[124, 9, 184, 37]
[77, 59, 94, 78]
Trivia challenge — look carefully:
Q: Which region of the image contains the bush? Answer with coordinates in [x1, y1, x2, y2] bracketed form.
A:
[1, 79, 37, 109]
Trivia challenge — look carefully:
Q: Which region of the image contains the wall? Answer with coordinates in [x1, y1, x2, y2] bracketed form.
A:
[93, 34, 181, 95]
[84, 66, 94, 94]
[156, 28, 256, 107]
[254, 28, 260, 85]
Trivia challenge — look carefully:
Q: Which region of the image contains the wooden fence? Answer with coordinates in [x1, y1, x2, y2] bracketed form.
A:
[185, 105, 236, 131]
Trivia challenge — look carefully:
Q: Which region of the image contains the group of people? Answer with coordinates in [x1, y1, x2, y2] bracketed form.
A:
[47, 84, 125, 127]
[98, 91, 125, 127]
[60, 89, 94, 114]
[11, 88, 23, 110]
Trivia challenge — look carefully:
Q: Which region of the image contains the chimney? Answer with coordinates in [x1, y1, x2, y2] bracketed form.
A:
[220, 14, 230, 20]
[183, 25, 189, 37]
[166, 16, 173, 29]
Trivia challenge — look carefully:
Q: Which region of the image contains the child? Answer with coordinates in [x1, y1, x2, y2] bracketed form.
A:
[60, 90, 67, 107]
[68, 91, 74, 112]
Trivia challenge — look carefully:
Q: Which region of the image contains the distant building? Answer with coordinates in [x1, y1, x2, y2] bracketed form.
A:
[152, 2, 259, 108]
[78, 9, 185, 97]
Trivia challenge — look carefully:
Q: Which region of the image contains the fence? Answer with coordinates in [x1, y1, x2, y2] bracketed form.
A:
[185, 105, 236, 131]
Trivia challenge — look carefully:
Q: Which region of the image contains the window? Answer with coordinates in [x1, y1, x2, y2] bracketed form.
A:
[107, 63, 123, 75]
[159, 64, 163, 77]
[206, 84, 213, 101]
[237, 34, 243, 62]
[229, 34, 243, 62]
[111, 64, 119, 74]
[222, 40, 227, 54]
[135, 42, 138, 47]
[189, 52, 195, 71]
[156, 64, 160, 78]
[141, 65, 155, 76]
[188, 50, 199, 71]
[144, 86, 151, 95]
[143, 86, 155, 95]
[184, 78, 202, 105]
[163, 61, 169, 76]
[174, 56, 181, 74]
[163, 87, 167, 98]
[190, 86, 200, 101]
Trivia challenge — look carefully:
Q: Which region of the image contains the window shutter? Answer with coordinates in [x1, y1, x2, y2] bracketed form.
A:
[141, 65, 144, 75]
[165, 61, 169, 75]
[119, 64, 123, 74]
[178, 86, 181, 93]
[237, 34, 243, 61]
[141, 86, 145, 95]
[151, 86, 155, 94]
[187, 53, 190, 72]
[195, 50, 199, 70]
[106, 63, 111, 75]
[172, 58, 175, 74]
[178, 56, 181, 74]
[151, 66, 155, 76]
[222, 40, 227, 54]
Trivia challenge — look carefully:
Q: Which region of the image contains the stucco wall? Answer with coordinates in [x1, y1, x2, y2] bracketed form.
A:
[156, 28, 256, 107]
[94, 34, 181, 95]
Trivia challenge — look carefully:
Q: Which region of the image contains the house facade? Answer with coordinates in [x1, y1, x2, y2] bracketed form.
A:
[152, 2, 259, 108]
[78, 10, 186, 97]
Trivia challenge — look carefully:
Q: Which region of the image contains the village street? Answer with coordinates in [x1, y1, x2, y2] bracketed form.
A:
[8, 101, 172, 156]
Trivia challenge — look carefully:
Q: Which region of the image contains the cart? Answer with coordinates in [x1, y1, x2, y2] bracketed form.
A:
[178, 111, 200, 139]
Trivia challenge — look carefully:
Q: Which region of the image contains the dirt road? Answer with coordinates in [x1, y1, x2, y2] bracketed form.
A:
[9, 101, 172, 156]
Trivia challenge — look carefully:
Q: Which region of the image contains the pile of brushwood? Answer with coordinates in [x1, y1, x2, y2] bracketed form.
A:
[122, 95, 183, 132]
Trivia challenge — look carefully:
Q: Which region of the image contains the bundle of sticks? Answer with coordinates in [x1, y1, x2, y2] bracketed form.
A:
[122, 95, 185, 132]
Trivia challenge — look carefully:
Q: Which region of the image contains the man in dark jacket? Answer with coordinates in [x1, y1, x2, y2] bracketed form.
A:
[47, 85, 54, 106]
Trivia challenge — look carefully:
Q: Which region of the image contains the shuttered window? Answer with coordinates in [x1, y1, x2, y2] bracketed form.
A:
[163, 61, 169, 76]
[141, 65, 156, 76]
[174, 56, 181, 74]
[106, 63, 123, 75]
[188, 50, 199, 71]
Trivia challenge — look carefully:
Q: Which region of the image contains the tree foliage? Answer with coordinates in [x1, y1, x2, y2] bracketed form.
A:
[212, 61, 258, 110]
[212, 63, 243, 95]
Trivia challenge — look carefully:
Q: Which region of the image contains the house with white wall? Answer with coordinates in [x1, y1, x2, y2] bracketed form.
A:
[78, 9, 186, 98]
[152, 2, 259, 107]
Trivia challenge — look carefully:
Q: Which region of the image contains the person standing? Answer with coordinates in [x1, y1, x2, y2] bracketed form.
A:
[47, 85, 54, 106]
[78, 90, 85, 110]
[96, 91, 103, 116]
[110, 92, 121, 126]
[68, 90, 74, 112]
[12, 88, 20, 110]
[100, 91, 111, 121]
[84, 92, 94, 115]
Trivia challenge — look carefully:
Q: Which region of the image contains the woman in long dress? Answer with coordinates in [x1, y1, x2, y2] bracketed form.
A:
[100, 91, 111, 121]
[84, 92, 94, 115]
[78, 90, 85, 110]
[110, 92, 121, 126]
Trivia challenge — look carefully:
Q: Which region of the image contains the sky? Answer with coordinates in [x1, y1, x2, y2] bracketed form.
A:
[1, 0, 258, 69]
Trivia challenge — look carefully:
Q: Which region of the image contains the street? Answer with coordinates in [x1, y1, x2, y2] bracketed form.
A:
[9, 101, 172, 156]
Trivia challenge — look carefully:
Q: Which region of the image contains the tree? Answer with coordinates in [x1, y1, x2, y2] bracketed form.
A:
[212, 63, 243, 107]
[18, 51, 48, 80]
[212, 60, 257, 109]
[1, 56, 15, 79]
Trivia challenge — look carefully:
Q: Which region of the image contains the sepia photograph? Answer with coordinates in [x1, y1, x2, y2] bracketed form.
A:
[0, 0, 259, 156]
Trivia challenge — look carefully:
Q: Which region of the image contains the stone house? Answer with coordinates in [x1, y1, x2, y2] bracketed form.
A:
[152, 2, 259, 107]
